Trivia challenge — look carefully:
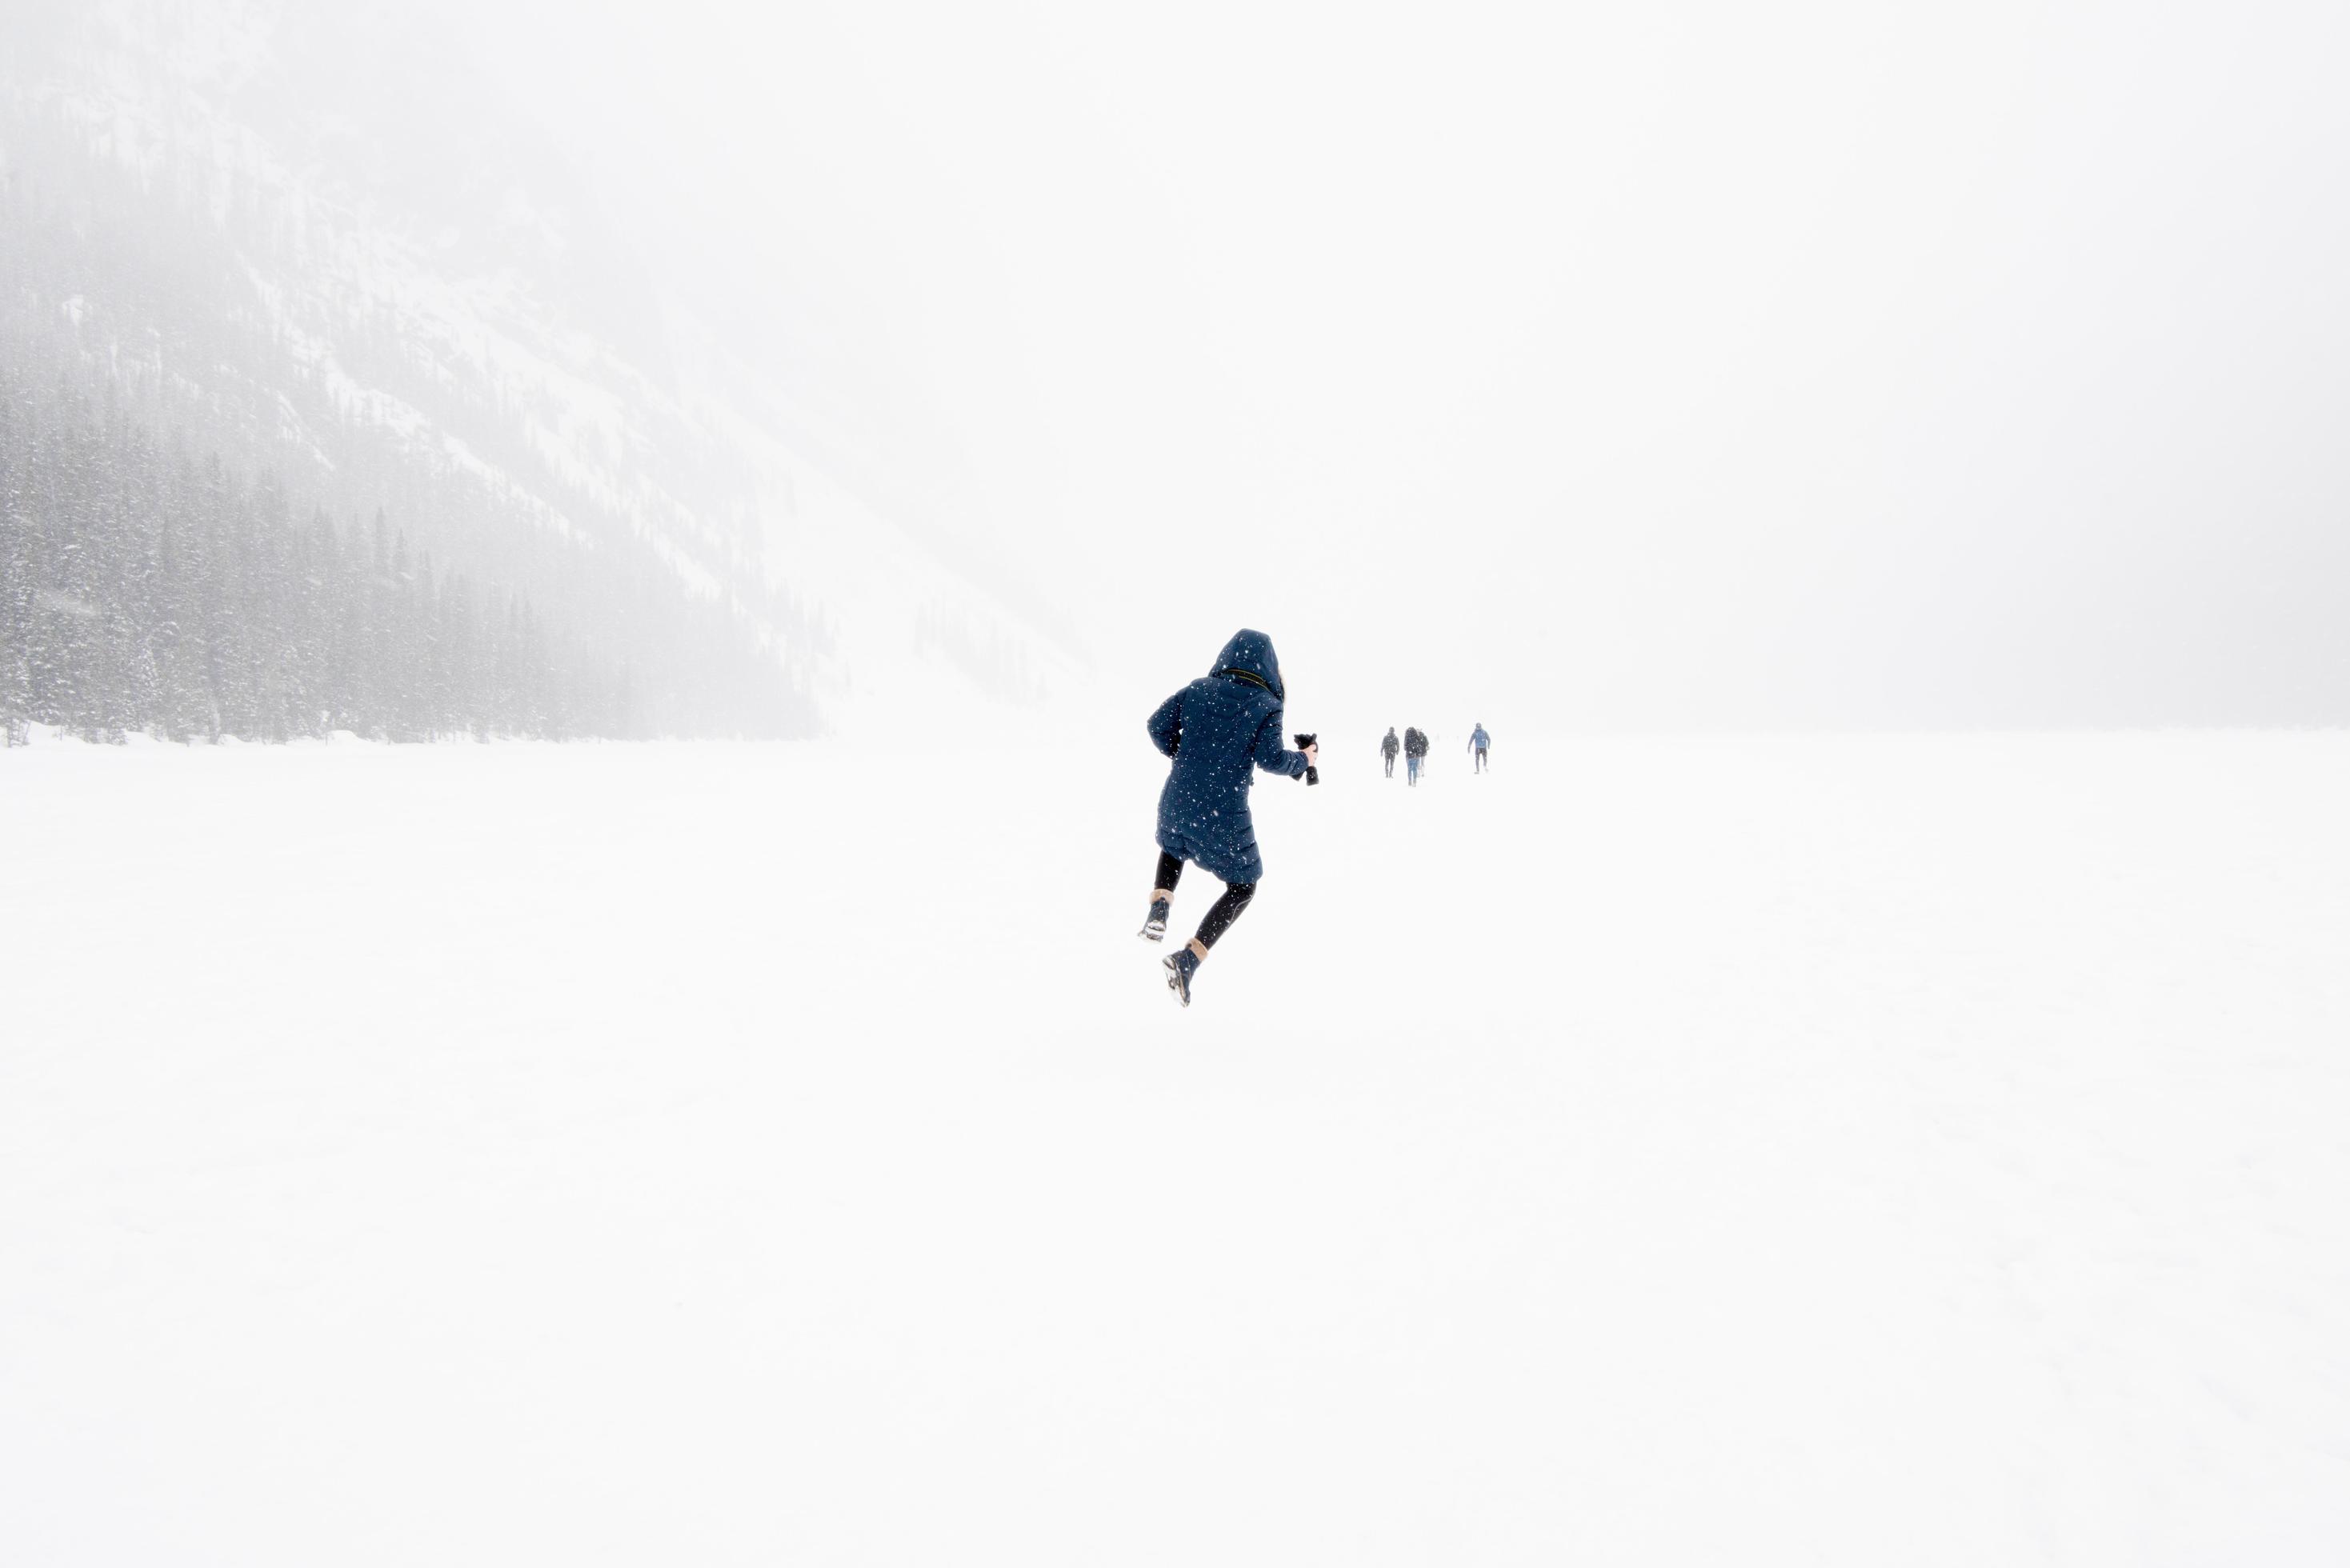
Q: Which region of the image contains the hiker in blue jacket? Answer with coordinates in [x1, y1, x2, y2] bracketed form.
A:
[1468, 722, 1491, 773]
[1140, 629, 1316, 1006]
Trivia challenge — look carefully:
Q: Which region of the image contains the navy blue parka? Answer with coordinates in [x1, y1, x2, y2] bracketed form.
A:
[1146, 630, 1311, 885]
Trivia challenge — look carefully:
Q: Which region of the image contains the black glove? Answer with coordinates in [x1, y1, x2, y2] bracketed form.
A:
[1294, 734, 1319, 786]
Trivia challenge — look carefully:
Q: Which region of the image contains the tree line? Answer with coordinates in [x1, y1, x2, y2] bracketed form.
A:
[2, 374, 623, 742]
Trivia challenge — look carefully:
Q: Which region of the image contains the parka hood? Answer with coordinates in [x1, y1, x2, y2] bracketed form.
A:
[1211, 628, 1284, 701]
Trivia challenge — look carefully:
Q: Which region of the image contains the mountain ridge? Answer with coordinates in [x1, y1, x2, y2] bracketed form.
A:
[0, 0, 1076, 742]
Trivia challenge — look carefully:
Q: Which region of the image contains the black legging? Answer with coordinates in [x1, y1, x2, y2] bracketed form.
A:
[1154, 850, 1256, 950]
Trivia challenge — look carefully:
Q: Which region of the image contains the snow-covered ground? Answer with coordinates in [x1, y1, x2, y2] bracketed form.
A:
[4, 730, 2348, 1565]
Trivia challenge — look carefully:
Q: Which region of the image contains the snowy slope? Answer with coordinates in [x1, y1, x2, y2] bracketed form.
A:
[4, 730, 2347, 1565]
[0, 0, 1078, 727]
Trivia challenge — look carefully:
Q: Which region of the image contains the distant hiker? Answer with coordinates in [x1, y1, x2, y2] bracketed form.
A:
[1403, 725, 1429, 786]
[1140, 630, 1316, 1007]
[1468, 722, 1491, 773]
[1381, 726, 1400, 778]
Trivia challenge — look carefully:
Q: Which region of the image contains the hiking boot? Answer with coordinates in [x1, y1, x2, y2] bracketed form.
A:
[1163, 945, 1199, 1007]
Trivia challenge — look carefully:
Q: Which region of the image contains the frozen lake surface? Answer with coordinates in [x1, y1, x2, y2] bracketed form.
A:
[5, 731, 2348, 1565]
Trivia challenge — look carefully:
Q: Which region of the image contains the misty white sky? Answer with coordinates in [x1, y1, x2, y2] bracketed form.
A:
[449, 0, 2348, 728]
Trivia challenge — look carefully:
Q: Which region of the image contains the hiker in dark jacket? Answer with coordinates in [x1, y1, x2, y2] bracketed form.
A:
[1140, 629, 1315, 1006]
[1403, 726, 1429, 786]
[1381, 726, 1400, 778]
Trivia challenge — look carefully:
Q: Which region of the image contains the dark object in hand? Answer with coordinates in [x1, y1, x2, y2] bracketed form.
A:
[1294, 734, 1319, 786]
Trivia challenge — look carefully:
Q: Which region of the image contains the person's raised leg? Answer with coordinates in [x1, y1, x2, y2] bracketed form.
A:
[1141, 850, 1183, 941]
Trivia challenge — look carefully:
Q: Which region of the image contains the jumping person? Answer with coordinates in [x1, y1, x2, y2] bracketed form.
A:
[1468, 722, 1491, 773]
[1381, 726, 1400, 778]
[1403, 725, 1428, 786]
[1140, 630, 1316, 1006]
